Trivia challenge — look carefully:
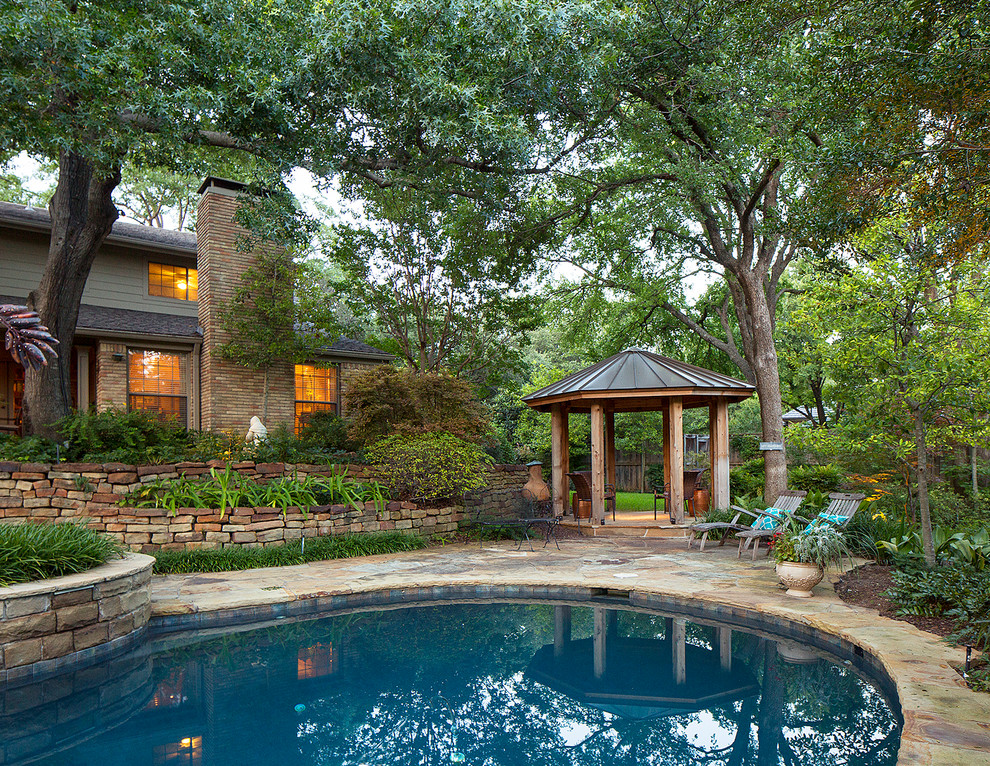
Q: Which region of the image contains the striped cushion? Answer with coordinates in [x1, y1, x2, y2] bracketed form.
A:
[753, 507, 787, 531]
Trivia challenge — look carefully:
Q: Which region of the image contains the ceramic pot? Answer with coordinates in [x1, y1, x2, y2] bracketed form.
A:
[524, 461, 551, 502]
[575, 499, 592, 519]
[775, 561, 824, 598]
[692, 488, 709, 516]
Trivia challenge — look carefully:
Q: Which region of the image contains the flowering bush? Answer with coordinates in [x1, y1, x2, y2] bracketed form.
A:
[365, 431, 493, 503]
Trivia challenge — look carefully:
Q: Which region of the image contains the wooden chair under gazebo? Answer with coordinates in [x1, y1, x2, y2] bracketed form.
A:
[521, 348, 755, 528]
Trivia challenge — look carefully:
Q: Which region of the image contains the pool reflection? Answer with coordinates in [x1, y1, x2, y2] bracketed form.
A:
[2, 603, 900, 766]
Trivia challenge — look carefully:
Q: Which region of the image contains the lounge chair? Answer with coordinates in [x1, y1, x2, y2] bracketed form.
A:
[687, 490, 807, 555]
[734, 491, 866, 560]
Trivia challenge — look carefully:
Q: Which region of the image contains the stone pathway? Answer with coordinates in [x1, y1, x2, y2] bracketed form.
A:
[151, 538, 990, 765]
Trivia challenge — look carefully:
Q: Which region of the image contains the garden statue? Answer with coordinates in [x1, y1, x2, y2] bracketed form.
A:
[246, 416, 268, 444]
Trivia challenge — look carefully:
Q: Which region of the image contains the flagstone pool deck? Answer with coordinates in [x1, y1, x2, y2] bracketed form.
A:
[151, 538, 990, 765]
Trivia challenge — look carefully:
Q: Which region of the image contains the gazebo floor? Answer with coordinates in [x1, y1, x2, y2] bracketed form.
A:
[558, 509, 697, 538]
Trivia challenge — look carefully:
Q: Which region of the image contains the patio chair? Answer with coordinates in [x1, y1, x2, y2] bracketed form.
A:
[687, 490, 807, 556]
[734, 491, 866, 560]
[567, 471, 616, 523]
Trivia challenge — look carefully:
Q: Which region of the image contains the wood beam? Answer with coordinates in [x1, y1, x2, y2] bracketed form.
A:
[662, 401, 672, 520]
[672, 618, 686, 685]
[594, 607, 607, 679]
[591, 403, 606, 524]
[718, 626, 732, 671]
[668, 397, 685, 523]
[605, 407, 616, 490]
[554, 605, 572, 659]
[551, 404, 569, 517]
[710, 399, 730, 511]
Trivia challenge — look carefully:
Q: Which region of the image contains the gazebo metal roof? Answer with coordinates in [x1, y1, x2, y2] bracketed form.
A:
[522, 347, 754, 413]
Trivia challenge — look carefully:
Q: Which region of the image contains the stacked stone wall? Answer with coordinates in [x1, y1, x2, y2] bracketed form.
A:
[0, 461, 525, 551]
[0, 554, 153, 684]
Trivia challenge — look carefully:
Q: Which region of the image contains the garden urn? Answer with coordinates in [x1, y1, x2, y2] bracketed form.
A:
[524, 461, 551, 502]
[775, 561, 824, 598]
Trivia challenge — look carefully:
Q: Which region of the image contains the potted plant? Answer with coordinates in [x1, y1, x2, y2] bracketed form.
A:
[769, 520, 848, 598]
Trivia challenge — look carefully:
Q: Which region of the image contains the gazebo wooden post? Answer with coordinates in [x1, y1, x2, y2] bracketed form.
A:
[591, 402, 606, 524]
[605, 407, 616, 490]
[709, 399, 730, 511]
[666, 397, 685, 523]
[551, 404, 570, 517]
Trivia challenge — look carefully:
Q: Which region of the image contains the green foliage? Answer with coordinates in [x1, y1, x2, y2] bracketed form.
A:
[0, 433, 59, 462]
[843, 506, 906, 562]
[880, 527, 990, 571]
[298, 411, 354, 452]
[345, 366, 491, 447]
[513, 364, 591, 465]
[58, 408, 190, 464]
[126, 465, 387, 517]
[886, 565, 990, 653]
[769, 519, 849, 568]
[730, 433, 760, 462]
[697, 506, 737, 541]
[788, 464, 844, 494]
[365, 432, 492, 504]
[730, 459, 765, 501]
[0, 522, 123, 586]
[151, 532, 428, 575]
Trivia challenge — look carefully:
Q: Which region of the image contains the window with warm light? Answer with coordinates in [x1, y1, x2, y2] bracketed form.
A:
[297, 642, 337, 679]
[146, 668, 188, 710]
[129, 350, 188, 425]
[149, 262, 198, 300]
[154, 736, 202, 766]
[294, 364, 338, 434]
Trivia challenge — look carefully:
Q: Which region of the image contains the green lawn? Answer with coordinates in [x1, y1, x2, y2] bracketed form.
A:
[571, 491, 662, 513]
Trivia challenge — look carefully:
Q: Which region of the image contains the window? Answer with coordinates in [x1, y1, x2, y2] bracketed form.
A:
[294, 364, 338, 434]
[149, 262, 198, 300]
[129, 350, 188, 425]
[154, 737, 202, 766]
[0, 358, 24, 430]
[297, 642, 337, 679]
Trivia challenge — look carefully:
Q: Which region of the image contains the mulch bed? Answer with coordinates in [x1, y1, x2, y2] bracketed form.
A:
[835, 563, 956, 638]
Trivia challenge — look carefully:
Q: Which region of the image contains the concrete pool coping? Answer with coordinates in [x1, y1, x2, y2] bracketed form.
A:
[150, 539, 990, 765]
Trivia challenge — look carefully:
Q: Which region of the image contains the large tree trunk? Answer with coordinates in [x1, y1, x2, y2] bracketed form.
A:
[22, 151, 121, 438]
[737, 271, 788, 503]
[912, 407, 936, 566]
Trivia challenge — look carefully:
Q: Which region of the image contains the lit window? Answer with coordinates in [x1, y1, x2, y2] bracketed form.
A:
[146, 668, 187, 710]
[149, 262, 198, 301]
[154, 736, 202, 766]
[298, 642, 337, 679]
[294, 364, 338, 434]
[128, 350, 188, 425]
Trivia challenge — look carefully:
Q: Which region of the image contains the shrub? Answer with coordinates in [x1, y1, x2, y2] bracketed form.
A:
[365, 431, 493, 503]
[345, 366, 491, 446]
[729, 434, 760, 461]
[58, 408, 191, 464]
[886, 564, 990, 652]
[730, 458, 765, 500]
[788, 464, 843, 493]
[151, 531, 428, 574]
[298, 410, 353, 452]
[843, 505, 905, 561]
[0, 433, 60, 462]
[0, 522, 124, 586]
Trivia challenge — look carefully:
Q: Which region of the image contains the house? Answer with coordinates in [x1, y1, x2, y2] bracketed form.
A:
[0, 177, 392, 434]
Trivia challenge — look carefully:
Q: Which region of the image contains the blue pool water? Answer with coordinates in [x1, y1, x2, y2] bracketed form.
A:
[1, 602, 901, 765]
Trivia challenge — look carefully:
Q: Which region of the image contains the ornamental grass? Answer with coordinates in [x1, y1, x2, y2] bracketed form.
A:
[0, 522, 124, 587]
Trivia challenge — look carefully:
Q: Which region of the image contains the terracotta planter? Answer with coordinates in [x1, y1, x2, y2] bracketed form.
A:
[775, 561, 824, 598]
[575, 499, 592, 519]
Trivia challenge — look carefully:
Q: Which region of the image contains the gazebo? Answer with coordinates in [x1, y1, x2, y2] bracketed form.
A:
[521, 348, 755, 524]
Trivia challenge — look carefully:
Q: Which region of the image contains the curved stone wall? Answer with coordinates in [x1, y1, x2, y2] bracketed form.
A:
[0, 553, 154, 685]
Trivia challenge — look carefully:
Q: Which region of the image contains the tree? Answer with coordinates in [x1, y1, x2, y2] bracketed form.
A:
[794, 220, 990, 565]
[327, 189, 538, 388]
[217, 244, 339, 422]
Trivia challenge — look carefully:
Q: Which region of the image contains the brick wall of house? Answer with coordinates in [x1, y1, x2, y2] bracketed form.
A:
[95, 341, 128, 411]
[0, 461, 527, 552]
[196, 185, 295, 434]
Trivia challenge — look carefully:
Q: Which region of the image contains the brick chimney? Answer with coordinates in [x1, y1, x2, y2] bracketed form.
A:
[196, 178, 294, 433]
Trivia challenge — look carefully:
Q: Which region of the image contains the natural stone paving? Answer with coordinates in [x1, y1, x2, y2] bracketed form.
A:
[151, 538, 990, 765]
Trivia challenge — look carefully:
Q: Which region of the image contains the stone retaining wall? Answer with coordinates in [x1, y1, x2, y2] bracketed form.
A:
[0, 461, 527, 552]
[0, 553, 154, 685]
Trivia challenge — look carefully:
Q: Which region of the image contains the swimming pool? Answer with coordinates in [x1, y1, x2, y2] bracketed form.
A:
[1, 600, 901, 765]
